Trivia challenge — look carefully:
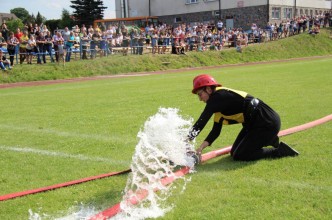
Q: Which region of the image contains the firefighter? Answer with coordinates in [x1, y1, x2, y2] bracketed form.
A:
[188, 74, 299, 162]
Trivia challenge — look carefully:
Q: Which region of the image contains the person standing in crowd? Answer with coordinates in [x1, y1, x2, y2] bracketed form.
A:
[19, 30, 29, 64]
[6, 32, 19, 67]
[137, 31, 145, 55]
[65, 31, 75, 62]
[33, 23, 40, 35]
[73, 25, 80, 34]
[14, 28, 23, 41]
[36, 31, 47, 64]
[0, 32, 7, 48]
[81, 24, 87, 34]
[217, 20, 223, 31]
[121, 31, 130, 56]
[26, 34, 36, 65]
[27, 23, 34, 36]
[44, 31, 54, 63]
[99, 31, 108, 56]
[53, 31, 64, 62]
[57, 38, 65, 66]
[90, 29, 101, 59]
[88, 25, 94, 34]
[1, 23, 9, 41]
[14, 28, 23, 60]
[188, 74, 299, 162]
[80, 31, 90, 59]
[151, 30, 158, 54]
[131, 29, 139, 55]
[62, 27, 70, 42]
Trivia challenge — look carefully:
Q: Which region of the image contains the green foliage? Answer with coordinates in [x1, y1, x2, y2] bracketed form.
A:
[28, 13, 36, 25]
[10, 8, 30, 23]
[35, 12, 45, 26]
[70, 0, 108, 26]
[59, 9, 74, 29]
[44, 19, 62, 33]
[5, 19, 24, 33]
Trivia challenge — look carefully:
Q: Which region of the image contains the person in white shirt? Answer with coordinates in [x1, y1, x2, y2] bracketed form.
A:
[62, 27, 70, 42]
[217, 20, 223, 31]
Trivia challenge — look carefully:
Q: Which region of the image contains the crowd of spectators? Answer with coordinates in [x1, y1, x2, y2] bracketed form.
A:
[0, 12, 330, 70]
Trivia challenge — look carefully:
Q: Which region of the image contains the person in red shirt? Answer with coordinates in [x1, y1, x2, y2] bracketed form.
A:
[14, 28, 23, 41]
[14, 28, 23, 61]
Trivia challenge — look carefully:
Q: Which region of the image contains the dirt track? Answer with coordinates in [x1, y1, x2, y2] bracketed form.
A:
[0, 55, 330, 89]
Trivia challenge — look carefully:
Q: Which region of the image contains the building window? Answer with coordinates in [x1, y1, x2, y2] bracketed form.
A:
[186, 0, 198, 4]
[272, 7, 281, 19]
[284, 8, 292, 19]
[300, 9, 303, 16]
[305, 9, 308, 16]
[175, 17, 182, 23]
[213, 10, 220, 17]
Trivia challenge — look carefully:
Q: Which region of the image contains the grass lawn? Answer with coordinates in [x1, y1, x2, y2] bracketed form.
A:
[0, 57, 331, 219]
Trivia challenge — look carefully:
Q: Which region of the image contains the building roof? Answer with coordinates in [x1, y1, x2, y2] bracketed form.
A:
[0, 13, 18, 24]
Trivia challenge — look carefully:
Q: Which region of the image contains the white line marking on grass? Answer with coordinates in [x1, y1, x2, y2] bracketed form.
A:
[0, 74, 151, 96]
[0, 146, 130, 165]
[0, 124, 128, 143]
[247, 177, 332, 192]
[201, 172, 331, 192]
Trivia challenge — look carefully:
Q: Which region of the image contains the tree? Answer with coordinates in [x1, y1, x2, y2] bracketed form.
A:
[59, 9, 74, 29]
[6, 19, 24, 33]
[36, 12, 45, 25]
[70, 0, 107, 26]
[10, 7, 30, 23]
[26, 13, 36, 25]
[45, 19, 61, 33]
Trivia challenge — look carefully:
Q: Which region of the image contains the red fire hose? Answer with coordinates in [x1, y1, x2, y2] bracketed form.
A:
[1, 114, 330, 204]
[0, 169, 131, 201]
[89, 114, 332, 220]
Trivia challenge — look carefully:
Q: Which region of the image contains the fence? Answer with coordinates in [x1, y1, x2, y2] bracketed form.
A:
[0, 27, 314, 65]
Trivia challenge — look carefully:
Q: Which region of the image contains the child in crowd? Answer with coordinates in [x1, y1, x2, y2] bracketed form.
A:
[236, 40, 242, 53]
[26, 35, 36, 64]
[0, 49, 12, 70]
[309, 25, 320, 35]
[57, 39, 65, 66]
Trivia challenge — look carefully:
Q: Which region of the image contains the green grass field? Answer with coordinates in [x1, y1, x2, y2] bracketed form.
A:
[0, 56, 331, 219]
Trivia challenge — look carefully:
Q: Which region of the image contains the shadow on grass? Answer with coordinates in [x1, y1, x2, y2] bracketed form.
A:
[84, 187, 124, 211]
[197, 155, 257, 172]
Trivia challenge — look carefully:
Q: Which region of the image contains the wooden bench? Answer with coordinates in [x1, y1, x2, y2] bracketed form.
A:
[223, 40, 233, 48]
[111, 47, 129, 55]
[111, 47, 124, 53]
[146, 46, 154, 53]
[146, 46, 172, 54]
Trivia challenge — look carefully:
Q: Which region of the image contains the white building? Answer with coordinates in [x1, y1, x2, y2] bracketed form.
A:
[114, 0, 331, 29]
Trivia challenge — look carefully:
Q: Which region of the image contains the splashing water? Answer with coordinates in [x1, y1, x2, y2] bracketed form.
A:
[29, 203, 98, 220]
[113, 107, 196, 219]
[28, 107, 196, 220]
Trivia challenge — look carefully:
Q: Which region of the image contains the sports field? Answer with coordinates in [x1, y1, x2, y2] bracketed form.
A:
[0, 57, 331, 219]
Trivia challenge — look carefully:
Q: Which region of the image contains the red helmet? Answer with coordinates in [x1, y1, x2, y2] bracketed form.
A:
[192, 74, 221, 94]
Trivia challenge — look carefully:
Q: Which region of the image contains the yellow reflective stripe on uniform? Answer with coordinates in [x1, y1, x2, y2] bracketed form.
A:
[216, 87, 248, 98]
[214, 112, 223, 123]
[214, 87, 247, 124]
[214, 112, 244, 124]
